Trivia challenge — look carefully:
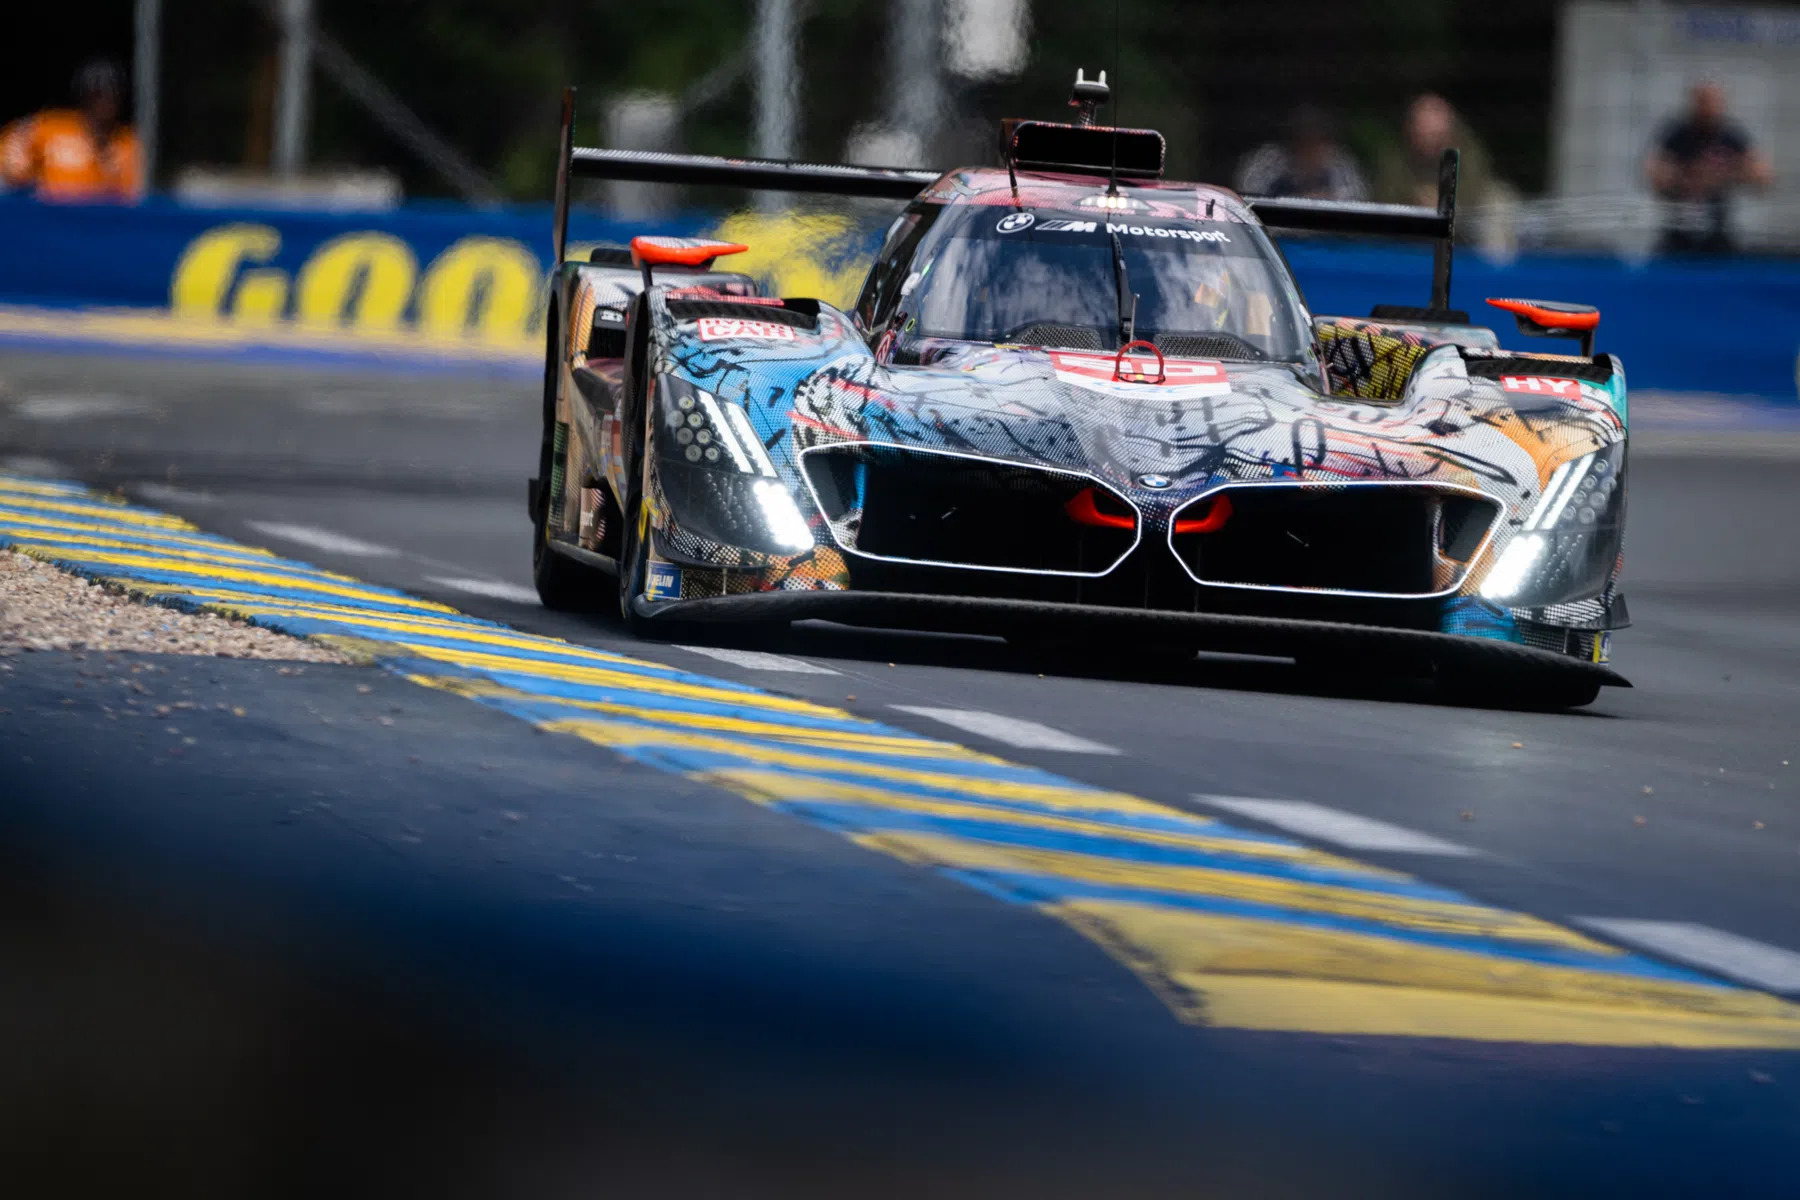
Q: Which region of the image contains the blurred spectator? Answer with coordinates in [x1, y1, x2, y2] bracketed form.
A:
[1645, 80, 1773, 255]
[1233, 105, 1368, 201]
[1374, 93, 1497, 212]
[1, 60, 143, 203]
[1374, 93, 1519, 254]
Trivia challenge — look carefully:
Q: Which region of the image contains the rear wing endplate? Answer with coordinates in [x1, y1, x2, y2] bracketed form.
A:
[1247, 149, 1460, 312]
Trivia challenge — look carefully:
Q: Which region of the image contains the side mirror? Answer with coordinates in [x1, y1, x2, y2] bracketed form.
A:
[630, 236, 749, 290]
[1486, 297, 1599, 358]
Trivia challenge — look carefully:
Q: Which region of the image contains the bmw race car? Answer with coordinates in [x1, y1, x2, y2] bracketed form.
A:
[529, 77, 1628, 707]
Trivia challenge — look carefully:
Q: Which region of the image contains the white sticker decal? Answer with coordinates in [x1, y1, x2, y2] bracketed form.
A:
[996, 212, 1036, 234]
[1104, 222, 1231, 244]
[1047, 351, 1231, 397]
[695, 317, 798, 342]
[1501, 375, 1580, 396]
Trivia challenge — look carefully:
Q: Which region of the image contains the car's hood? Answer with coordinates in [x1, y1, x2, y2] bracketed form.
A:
[658, 300, 1625, 524]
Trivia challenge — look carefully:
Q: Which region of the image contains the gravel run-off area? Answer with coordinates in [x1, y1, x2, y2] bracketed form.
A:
[0, 548, 351, 662]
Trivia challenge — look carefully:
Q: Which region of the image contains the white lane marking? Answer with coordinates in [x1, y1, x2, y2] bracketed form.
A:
[134, 483, 216, 506]
[1193, 797, 1481, 856]
[424, 576, 541, 604]
[245, 521, 397, 557]
[1577, 919, 1800, 993]
[13, 393, 149, 421]
[890, 706, 1120, 754]
[673, 645, 840, 674]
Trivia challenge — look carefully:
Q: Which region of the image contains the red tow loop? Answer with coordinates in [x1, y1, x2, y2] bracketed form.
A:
[1113, 339, 1166, 384]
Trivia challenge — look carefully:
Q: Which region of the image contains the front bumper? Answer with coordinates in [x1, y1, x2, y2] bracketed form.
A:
[629, 590, 1630, 689]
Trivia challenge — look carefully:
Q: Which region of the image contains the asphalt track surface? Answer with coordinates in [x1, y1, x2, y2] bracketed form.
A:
[5, 348, 1800, 1194]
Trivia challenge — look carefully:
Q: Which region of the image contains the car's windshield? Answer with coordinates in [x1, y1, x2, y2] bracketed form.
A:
[909, 210, 1310, 361]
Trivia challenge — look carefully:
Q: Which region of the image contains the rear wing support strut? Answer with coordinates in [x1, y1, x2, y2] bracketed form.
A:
[1247, 149, 1461, 314]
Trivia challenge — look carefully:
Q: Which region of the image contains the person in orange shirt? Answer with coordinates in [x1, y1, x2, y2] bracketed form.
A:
[1, 60, 143, 202]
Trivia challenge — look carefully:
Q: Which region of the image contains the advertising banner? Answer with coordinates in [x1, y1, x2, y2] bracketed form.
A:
[0, 193, 1794, 400]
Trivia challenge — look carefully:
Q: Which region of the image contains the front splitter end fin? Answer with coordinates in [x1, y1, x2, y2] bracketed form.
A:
[633, 590, 1631, 688]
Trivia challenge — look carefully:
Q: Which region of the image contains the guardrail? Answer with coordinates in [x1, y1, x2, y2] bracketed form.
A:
[0, 194, 1794, 401]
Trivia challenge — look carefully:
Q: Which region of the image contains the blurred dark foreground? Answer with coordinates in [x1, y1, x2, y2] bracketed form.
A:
[3, 650, 1796, 1199]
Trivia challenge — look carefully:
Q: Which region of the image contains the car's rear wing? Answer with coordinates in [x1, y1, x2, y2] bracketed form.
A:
[551, 88, 934, 265]
[551, 87, 1460, 312]
[1247, 150, 1461, 315]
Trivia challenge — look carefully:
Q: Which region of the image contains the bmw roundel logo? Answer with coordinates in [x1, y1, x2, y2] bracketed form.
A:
[995, 212, 1036, 234]
[1138, 473, 1173, 490]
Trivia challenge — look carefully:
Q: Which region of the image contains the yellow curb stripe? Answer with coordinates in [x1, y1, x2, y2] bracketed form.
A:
[697, 770, 1423, 871]
[409, 674, 987, 759]
[26, 547, 461, 611]
[122, 585, 500, 629]
[853, 829, 1608, 951]
[545, 716, 1171, 816]
[208, 602, 658, 667]
[401, 645, 847, 717]
[0, 478, 106, 499]
[0, 513, 279, 556]
[1, 528, 296, 570]
[1059, 900, 1800, 1045]
[0, 493, 193, 529]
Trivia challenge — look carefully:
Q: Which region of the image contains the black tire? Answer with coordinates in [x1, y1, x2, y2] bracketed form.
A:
[532, 305, 606, 610]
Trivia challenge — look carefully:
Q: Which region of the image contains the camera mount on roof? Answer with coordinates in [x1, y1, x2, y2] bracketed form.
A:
[1069, 69, 1110, 127]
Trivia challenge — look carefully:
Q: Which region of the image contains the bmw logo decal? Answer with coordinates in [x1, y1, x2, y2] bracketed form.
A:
[1138, 474, 1173, 490]
[995, 212, 1036, 234]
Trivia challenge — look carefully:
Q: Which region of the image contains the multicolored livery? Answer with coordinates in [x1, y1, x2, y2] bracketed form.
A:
[529, 77, 1628, 708]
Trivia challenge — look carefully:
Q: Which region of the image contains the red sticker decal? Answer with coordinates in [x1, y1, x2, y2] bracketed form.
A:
[695, 317, 797, 342]
[1500, 375, 1581, 396]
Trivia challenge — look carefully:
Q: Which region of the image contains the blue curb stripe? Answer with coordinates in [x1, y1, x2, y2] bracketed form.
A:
[774, 803, 1465, 900]
[942, 870, 1724, 986]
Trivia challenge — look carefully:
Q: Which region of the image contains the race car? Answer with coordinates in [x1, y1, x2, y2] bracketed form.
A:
[529, 78, 1628, 708]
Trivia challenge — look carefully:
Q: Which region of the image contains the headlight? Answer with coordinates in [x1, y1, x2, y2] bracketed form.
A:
[1479, 442, 1625, 605]
[655, 375, 815, 555]
[658, 375, 780, 475]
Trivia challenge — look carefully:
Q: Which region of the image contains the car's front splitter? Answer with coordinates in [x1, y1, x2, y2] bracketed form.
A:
[630, 589, 1630, 688]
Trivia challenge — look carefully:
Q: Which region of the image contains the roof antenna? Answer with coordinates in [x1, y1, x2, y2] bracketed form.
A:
[1105, 0, 1121, 197]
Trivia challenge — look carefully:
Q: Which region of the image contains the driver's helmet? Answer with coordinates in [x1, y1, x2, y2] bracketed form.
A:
[1188, 258, 1234, 332]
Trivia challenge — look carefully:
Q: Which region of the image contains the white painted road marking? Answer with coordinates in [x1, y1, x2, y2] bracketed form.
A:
[1577, 919, 1800, 993]
[673, 645, 840, 674]
[1193, 797, 1481, 856]
[891, 707, 1120, 754]
[424, 576, 541, 604]
[134, 483, 217, 506]
[13, 393, 149, 421]
[245, 521, 397, 557]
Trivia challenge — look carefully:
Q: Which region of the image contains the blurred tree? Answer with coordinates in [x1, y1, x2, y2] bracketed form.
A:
[131, 0, 1560, 202]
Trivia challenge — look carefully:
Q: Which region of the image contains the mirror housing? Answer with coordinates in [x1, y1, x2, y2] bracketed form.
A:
[630, 237, 749, 290]
[1487, 297, 1600, 358]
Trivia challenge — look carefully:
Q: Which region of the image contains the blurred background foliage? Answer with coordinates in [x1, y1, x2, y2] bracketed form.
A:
[5, 0, 1561, 201]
